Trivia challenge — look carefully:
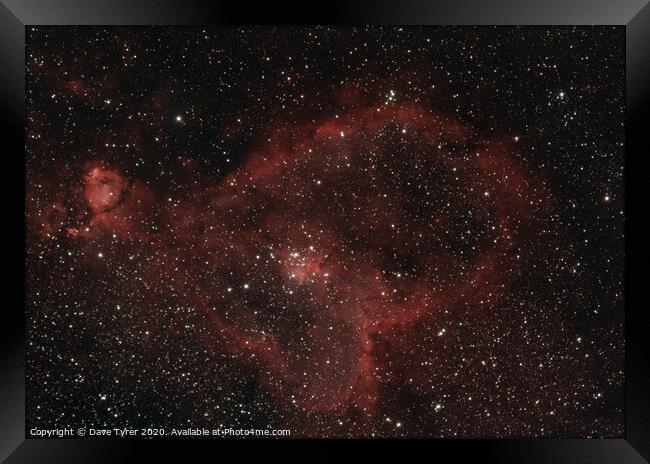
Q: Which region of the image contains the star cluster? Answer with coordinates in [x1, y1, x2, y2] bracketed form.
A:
[26, 26, 624, 437]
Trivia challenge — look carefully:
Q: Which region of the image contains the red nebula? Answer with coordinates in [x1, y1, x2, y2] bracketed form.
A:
[83, 166, 128, 214]
[36, 103, 545, 426]
[179, 103, 543, 419]
[58, 164, 155, 240]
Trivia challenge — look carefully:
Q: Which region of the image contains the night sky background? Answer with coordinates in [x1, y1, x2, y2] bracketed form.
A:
[25, 26, 624, 438]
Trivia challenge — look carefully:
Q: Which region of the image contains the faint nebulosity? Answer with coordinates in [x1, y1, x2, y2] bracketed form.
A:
[26, 26, 624, 437]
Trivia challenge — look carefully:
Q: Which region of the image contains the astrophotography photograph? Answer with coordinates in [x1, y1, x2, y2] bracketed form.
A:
[25, 25, 624, 438]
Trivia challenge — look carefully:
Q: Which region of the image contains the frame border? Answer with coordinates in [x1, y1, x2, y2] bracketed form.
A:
[1, 1, 647, 462]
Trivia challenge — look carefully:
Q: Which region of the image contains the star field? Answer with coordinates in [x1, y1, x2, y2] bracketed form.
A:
[26, 26, 624, 438]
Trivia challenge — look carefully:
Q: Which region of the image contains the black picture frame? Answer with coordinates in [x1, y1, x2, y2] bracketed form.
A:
[1, 1, 647, 462]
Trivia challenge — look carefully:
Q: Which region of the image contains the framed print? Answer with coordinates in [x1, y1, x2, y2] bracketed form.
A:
[1, 0, 648, 462]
